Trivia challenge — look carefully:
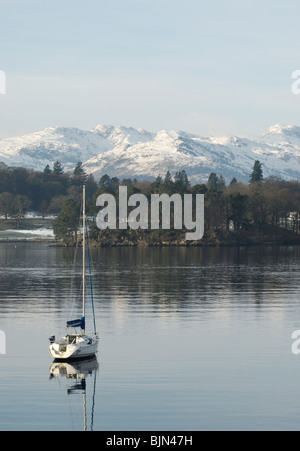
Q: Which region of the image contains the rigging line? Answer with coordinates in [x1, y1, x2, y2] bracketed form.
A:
[85, 220, 97, 335]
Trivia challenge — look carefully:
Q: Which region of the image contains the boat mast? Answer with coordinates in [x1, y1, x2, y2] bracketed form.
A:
[82, 184, 86, 335]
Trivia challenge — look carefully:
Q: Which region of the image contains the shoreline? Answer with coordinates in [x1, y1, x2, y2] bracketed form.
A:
[0, 238, 56, 243]
[1, 238, 300, 248]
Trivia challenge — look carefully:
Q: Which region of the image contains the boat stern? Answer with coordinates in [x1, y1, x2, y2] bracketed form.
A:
[49, 335, 99, 360]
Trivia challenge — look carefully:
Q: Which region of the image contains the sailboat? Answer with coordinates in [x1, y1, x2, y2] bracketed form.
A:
[49, 185, 99, 361]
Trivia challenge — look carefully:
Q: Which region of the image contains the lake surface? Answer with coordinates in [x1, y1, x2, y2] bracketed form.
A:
[1, 243, 300, 431]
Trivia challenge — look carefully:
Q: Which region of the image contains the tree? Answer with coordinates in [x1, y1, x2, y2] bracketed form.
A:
[248, 184, 268, 233]
[43, 165, 52, 175]
[99, 174, 111, 190]
[110, 177, 120, 194]
[0, 166, 11, 193]
[151, 175, 163, 193]
[11, 195, 32, 227]
[164, 171, 172, 183]
[191, 184, 207, 195]
[249, 160, 263, 184]
[72, 162, 88, 185]
[10, 167, 29, 195]
[53, 199, 80, 246]
[217, 175, 226, 191]
[229, 192, 249, 231]
[121, 178, 134, 188]
[161, 171, 175, 195]
[0, 192, 15, 219]
[99, 174, 120, 194]
[85, 174, 98, 200]
[174, 170, 190, 192]
[47, 195, 69, 215]
[207, 173, 218, 191]
[53, 161, 64, 176]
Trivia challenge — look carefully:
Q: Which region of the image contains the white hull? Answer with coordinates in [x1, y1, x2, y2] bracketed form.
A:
[49, 334, 99, 360]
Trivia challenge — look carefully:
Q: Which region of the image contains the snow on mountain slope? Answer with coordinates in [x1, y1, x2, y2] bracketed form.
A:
[85, 129, 213, 181]
[0, 126, 112, 171]
[92, 125, 154, 147]
[84, 126, 300, 182]
[1, 124, 300, 183]
[262, 124, 300, 145]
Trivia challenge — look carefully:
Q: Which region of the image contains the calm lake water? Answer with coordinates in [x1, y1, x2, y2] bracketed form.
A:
[1, 242, 300, 431]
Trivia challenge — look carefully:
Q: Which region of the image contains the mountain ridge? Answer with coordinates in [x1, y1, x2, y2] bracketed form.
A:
[1, 123, 300, 183]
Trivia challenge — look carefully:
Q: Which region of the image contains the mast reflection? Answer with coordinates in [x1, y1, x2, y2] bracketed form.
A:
[49, 357, 99, 431]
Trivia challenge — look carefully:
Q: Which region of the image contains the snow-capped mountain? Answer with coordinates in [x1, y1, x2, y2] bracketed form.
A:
[1, 123, 300, 183]
[262, 124, 300, 146]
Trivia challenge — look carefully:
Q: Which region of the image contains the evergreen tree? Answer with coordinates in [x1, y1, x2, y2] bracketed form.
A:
[164, 171, 172, 183]
[162, 170, 175, 195]
[110, 177, 120, 194]
[151, 175, 163, 193]
[99, 174, 111, 190]
[43, 164, 52, 175]
[53, 161, 64, 176]
[72, 162, 88, 185]
[207, 173, 218, 191]
[217, 175, 226, 191]
[99, 174, 120, 193]
[249, 160, 263, 184]
[53, 199, 80, 246]
[175, 170, 190, 191]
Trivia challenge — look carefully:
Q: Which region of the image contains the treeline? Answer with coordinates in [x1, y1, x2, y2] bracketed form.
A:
[54, 162, 300, 246]
[0, 161, 98, 223]
[2, 159, 300, 246]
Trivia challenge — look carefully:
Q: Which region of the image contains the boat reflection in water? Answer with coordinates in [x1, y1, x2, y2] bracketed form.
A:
[49, 357, 99, 431]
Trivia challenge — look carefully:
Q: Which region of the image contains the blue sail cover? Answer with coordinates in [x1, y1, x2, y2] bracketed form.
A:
[67, 317, 85, 330]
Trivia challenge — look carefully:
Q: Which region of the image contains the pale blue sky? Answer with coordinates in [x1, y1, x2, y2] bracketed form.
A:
[0, 0, 300, 138]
